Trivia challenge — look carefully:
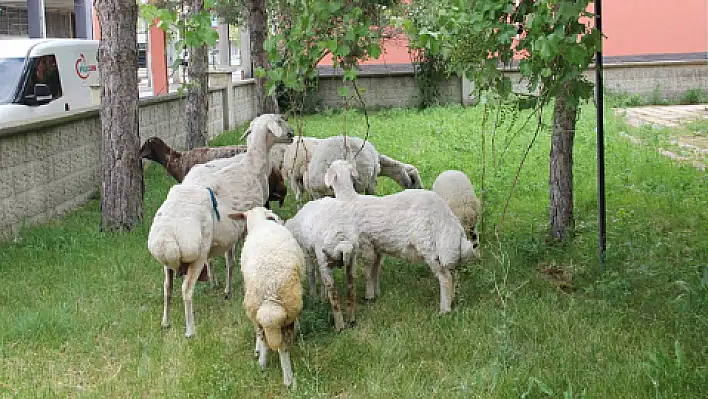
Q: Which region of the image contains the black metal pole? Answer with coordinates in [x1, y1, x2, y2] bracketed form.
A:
[596, 0, 607, 271]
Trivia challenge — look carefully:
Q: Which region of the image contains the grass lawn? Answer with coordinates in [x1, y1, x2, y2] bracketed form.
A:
[1, 102, 706, 398]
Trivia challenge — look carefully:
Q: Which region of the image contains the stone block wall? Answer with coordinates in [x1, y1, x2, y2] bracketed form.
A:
[207, 89, 224, 140]
[232, 81, 257, 125]
[315, 74, 462, 110]
[0, 114, 101, 238]
[0, 83, 243, 240]
[601, 62, 708, 101]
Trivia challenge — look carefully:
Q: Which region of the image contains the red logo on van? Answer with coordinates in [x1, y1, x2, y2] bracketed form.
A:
[75, 53, 97, 79]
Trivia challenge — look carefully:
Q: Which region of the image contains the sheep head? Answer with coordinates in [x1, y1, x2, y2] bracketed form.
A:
[228, 207, 284, 232]
[267, 168, 288, 207]
[324, 160, 359, 193]
[241, 114, 294, 149]
[404, 164, 424, 189]
[139, 137, 172, 163]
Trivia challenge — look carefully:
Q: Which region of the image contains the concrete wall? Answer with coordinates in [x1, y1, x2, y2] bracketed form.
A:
[601, 61, 708, 101]
[315, 71, 462, 110]
[464, 60, 708, 103]
[0, 82, 255, 239]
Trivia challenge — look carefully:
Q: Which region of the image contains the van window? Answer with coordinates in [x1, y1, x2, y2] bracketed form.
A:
[0, 57, 26, 105]
[24, 54, 62, 101]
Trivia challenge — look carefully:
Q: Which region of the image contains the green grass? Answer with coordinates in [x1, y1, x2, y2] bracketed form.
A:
[683, 119, 708, 136]
[1, 103, 707, 398]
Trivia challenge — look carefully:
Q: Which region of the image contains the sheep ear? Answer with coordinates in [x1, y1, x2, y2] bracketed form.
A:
[265, 210, 284, 225]
[228, 212, 246, 220]
[239, 128, 252, 142]
[324, 167, 337, 188]
[266, 119, 284, 138]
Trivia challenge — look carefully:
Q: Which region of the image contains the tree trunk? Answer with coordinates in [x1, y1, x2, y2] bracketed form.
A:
[248, 0, 279, 115]
[96, 0, 144, 232]
[185, 0, 209, 149]
[549, 83, 577, 240]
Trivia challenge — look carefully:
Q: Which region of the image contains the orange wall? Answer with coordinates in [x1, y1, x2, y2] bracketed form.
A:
[602, 0, 707, 56]
[324, 0, 708, 66]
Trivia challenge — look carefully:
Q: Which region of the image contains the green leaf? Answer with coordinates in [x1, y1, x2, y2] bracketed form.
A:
[343, 67, 357, 81]
[254, 67, 267, 78]
[367, 43, 382, 59]
[329, 1, 341, 13]
[336, 44, 351, 57]
[337, 86, 350, 98]
[327, 39, 339, 54]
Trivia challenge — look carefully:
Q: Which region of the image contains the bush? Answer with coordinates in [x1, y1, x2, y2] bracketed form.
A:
[679, 88, 706, 105]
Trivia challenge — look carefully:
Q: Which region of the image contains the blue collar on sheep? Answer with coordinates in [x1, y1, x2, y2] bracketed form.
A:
[207, 188, 221, 221]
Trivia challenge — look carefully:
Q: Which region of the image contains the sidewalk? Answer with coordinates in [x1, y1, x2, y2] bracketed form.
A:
[616, 104, 708, 129]
[614, 104, 708, 171]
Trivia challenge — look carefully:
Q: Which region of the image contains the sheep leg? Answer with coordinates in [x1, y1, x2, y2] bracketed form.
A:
[206, 261, 218, 286]
[306, 258, 318, 299]
[371, 254, 383, 299]
[182, 259, 206, 338]
[256, 328, 268, 369]
[318, 259, 345, 332]
[224, 246, 235, 299]
[437, 268, 455, 315]
[161, 266, 174, 328]
[344, 248, 357, 326]
[279, 347, 293, 387]
[362, 252, 382, 300]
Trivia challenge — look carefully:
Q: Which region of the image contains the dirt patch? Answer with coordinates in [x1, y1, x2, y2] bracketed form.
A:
[536, 263, 573, 293]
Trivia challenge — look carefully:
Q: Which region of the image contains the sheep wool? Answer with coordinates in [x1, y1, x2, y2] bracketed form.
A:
[432, 170, 481, 244]
[285, 197, 361, 331]
[304, 136, 381, 199]
[325, 160, 479, 314]
[147, 183, 217, 337]
[181, 113, 294, 300]
[234, 207, 305, 387]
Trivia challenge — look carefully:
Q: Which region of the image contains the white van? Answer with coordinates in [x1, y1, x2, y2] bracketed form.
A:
[0, 39, 100, 126]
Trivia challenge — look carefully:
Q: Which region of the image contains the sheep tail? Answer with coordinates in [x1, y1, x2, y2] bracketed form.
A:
[256, 299, 288, 350]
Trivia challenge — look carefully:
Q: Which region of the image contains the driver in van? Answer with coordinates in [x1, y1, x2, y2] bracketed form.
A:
[25, 55, 62, 99]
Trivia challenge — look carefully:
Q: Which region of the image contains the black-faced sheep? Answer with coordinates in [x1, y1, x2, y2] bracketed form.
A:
[139, 137, 287, 209]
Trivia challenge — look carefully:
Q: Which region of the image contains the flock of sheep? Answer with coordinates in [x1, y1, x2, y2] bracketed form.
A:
[142, 114, 481, 387]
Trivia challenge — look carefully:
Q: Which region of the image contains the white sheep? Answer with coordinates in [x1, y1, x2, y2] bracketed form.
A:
[228, 207, 305, 388]
[303, 136, 381, 199]
[180, 113, 294, 302]
[284, 196, 360, 332]
[149, 114, 293, 338]
[432, 170, 481, 246]
[378, 153, 424, 189]
[147, 184, 217, 338]
[324, 160, 479, 314]
[281, 136, 321, 203]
